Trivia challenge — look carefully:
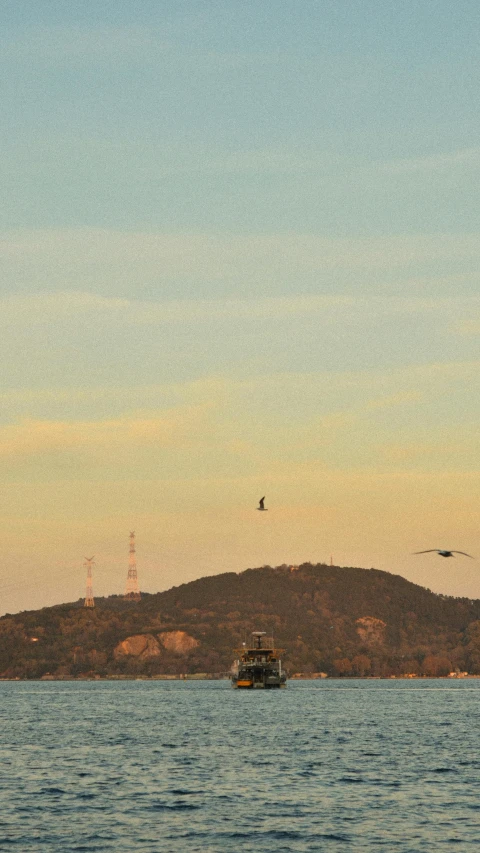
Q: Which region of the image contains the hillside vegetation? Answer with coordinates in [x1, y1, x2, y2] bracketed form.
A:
[2, 563, 480, 678]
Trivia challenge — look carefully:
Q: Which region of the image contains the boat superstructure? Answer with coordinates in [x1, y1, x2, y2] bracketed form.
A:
[231, 631, 287, 688]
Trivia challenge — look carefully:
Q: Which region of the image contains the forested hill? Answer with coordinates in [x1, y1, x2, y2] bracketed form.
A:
[2, 563, 480, 679]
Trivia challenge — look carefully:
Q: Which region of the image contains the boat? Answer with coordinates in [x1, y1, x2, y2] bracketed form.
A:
[231, 631, 287, 688]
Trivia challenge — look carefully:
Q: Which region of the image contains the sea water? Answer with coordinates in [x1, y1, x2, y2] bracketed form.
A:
[0, 680, 479, 851]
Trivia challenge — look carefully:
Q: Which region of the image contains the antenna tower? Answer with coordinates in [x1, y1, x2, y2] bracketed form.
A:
[124, 531, 141, 601]
[84, 556, 95, 608]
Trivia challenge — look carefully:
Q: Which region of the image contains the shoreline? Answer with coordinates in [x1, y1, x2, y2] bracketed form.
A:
[1, 674, 479, 682]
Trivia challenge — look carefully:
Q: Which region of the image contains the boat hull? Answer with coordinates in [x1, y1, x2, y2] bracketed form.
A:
[232, 681, 286, 689]
[231, 668, 287, 689]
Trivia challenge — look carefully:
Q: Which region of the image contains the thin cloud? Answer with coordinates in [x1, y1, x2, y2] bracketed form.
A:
[2, 288, 479, 331]
[2, 25, 169, 62]
[0, 290, 355, 325]
[0, 358, 477, 413]
[0, 405, 211, 460]
[2, 229, 480, 297]
[379, 147, 480, 174]
[150, 147, 344, 177]
[455, 319, 480, 336]
[0, 291, 129, 323]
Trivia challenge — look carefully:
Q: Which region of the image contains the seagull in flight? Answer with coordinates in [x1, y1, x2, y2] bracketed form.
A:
[257, 496, 267, 511]
[413, 549, 474, 559]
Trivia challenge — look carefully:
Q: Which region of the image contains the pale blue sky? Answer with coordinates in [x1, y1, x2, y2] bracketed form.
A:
[1, 2, 480, 613]
[2, 1, 480, 240]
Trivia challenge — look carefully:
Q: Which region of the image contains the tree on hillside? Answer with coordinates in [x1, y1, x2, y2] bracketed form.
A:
[351, 655, 371, 676]
[421, 655, 452, 677]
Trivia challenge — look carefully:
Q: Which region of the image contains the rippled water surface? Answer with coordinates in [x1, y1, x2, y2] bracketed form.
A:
[1, 680, 480, 851]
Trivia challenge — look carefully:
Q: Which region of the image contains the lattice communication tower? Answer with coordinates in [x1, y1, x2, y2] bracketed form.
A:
[84, 556, 95, 608]
[124, 530, 141, 601]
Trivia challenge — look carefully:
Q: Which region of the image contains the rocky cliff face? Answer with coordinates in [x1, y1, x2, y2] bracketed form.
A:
[355, 616, 387, 645]
[158, 631, 199, 654]
[114, 630, 199, 659]
[114, 634, 161, 659]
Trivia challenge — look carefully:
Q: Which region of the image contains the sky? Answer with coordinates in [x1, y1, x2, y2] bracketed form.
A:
[1, 0, 480, 613]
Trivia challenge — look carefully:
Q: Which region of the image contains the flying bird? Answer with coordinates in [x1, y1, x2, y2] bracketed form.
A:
[257, 496, 267, 511]
[413, 549, 474, 558]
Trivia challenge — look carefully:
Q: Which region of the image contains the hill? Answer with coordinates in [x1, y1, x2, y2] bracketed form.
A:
[2, 563, 480, 678]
